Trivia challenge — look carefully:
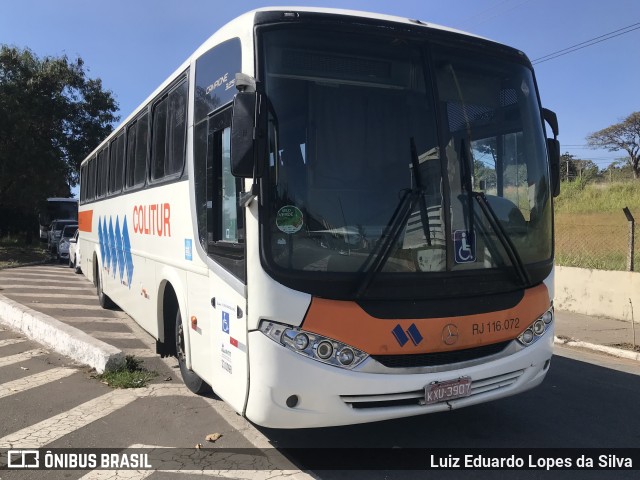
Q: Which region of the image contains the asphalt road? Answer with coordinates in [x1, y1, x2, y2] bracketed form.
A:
[1, 264, 639, 479]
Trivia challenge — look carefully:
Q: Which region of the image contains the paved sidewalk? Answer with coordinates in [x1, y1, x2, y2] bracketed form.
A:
[554, 309, 640, 361]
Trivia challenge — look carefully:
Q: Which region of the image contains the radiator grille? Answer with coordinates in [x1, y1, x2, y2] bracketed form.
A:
[341, 369, 525, 409]
[370, 341, 510, 369]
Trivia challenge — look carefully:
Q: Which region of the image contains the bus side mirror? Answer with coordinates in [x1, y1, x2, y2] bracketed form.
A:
[547, 138, 561, 197]
[542, 108, 560, 197]
[230, 91, 265, 178]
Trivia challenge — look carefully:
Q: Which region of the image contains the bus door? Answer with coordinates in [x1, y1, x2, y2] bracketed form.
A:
[206, 107, 249, 412]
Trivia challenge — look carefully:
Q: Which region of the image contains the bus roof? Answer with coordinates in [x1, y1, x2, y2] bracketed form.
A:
[81, 7, 492, 165]
[47, 197, 78, 203]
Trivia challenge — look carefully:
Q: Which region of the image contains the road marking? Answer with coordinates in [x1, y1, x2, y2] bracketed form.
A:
[0, 338, 26, 348]
[53, 316, 125, 324]
[79, 471, 153, 480]
[0, 389, 138, 448]
[77, 444, 301, 480]
[79, 470, 302, 479]
[12, 267, 74, 274]
[0, 284, 95, 291]
[17, 303, 106, 311]
[122, 349, 156, 359]
[6, 293, 98, 301]
[0, 383, 193, 448]
[89, 331, 137, 339]
[0, 275, 90, 283]
[0, 349, 45, 367]
[0, 367, 77, 399]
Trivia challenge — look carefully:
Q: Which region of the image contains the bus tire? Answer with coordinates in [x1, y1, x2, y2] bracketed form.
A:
[96, 265, 115, 309]
[175, 309, 211, 395]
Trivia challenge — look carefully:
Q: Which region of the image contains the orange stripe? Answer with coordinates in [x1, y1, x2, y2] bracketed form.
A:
[302, 284, 550, 355]
[78, 210, 93, 233]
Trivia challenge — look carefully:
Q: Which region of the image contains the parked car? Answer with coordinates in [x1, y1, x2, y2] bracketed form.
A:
[57, 225, 78, 262]
[68, 230, 82, 273]
[48, 219, 78, 254]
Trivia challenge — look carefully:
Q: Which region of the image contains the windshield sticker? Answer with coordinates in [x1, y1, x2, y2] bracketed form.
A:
[521, 80, 530, 97]
[276, 206, 304, 234]
[453, 230, 476, 263]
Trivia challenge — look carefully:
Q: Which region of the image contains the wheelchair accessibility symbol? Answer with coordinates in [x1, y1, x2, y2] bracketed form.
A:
[453, 230, 476, 263]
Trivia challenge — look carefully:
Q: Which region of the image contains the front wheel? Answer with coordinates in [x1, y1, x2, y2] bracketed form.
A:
[175, 310, 211, 395]
[96, 267, 115, 309]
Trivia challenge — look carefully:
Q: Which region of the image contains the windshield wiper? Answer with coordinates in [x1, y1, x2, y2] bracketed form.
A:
[355, 188, 416, 299]
[472, 191, 530, 285]
[459, 138, 475, 236]
[355, 138, 430, 299]
[458, 138, 530, 286]
[411, 137, 432, 248]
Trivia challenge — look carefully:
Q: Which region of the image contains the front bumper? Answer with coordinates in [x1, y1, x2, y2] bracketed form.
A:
[245, 325, 553, 428]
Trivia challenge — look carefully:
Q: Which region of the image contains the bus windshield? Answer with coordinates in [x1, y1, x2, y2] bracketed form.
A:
[39, 198, 78, 227]
[260, 26, 552, 294]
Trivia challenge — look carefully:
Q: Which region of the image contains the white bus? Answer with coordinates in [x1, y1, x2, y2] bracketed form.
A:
[78, 7, 561, 428]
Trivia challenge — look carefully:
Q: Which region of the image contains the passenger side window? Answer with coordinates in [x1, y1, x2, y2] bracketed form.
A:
[151, 80, 187, 182]
[96, 147, 109, 198]
[87, 155, 96, 201]
[126, 112, 149, 188]
[109, 132, 125, 194]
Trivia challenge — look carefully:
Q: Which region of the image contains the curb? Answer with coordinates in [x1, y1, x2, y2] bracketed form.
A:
[554, 336, 640, 362]
[0, 293, 124, 373]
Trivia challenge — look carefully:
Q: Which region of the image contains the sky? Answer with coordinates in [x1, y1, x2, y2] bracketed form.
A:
[1, 0, 639, 173]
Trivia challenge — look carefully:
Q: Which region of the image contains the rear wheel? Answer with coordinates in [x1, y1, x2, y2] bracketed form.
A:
[175, 309, 211, 394]
[74, 257, 82, 274]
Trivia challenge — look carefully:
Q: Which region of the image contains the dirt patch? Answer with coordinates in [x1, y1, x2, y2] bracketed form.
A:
[609, 343, 640, 353]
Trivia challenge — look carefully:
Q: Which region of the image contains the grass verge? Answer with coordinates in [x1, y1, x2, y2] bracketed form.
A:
[0, 238, 49, 269]
[98, 356, 158, 388]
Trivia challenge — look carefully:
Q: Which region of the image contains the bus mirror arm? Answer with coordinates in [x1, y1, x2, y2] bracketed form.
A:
[239, 184, 259, 208]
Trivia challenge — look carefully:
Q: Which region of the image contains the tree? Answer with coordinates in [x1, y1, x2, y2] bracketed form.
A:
[587, 112, 640, 179]
[560, 152, 577, 181]
[0, 45, 118, 240]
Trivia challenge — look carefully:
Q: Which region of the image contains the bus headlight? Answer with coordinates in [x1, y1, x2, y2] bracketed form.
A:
[315, 341, 334, 359]
[259, 321, 368, 369]
[517, 307, 554, 347]
[337, 347, 355, 366]
[294, 333, 309, 350]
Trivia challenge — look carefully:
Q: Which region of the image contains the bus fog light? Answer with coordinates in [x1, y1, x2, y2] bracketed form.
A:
[533, 319, 546, 336]
[316, 341, 334, 360]
[294, 333, 309, 350]
[337, 348, 355, 365]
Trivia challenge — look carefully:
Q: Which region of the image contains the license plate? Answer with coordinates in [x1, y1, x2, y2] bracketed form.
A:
[424, 376, 471, 405]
